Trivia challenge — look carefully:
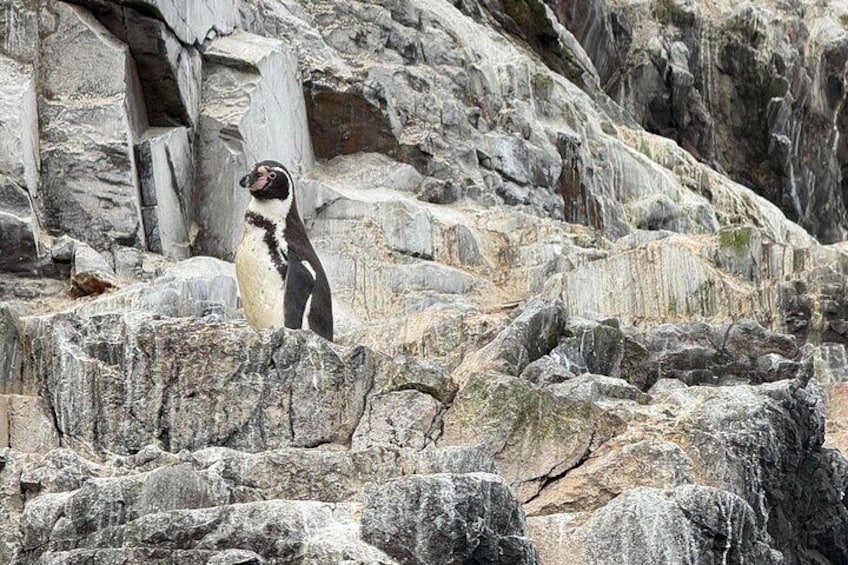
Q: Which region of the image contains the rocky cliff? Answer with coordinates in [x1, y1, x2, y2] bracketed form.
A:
[1, 0, 848, 563]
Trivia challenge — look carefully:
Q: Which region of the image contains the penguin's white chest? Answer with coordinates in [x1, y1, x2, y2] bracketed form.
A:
[235, 223, 288, 329]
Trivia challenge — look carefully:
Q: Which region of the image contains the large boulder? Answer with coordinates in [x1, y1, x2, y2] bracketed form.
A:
[361, 473, 539, 565]
[586, 486, 780, 564]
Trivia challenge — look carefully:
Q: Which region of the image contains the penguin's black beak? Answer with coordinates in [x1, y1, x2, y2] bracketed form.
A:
[239, 171, 258, 188]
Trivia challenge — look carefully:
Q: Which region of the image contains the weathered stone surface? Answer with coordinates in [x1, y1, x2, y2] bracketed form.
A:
[73, 256, 239, 320]
[555, 231, 810, 327]
[519, 355, 575, 385]
[522, 377, 848, 564]
[21, 314, 274, 454]
[70, 242, 118, 296]
[440, 374, 605, 501]
[135, 127, 192, 259]
[0, 395, 60, 452]
[38, 548, 263, 565]
[0, 55, 38, 192]
[352, 390, 442, 451]
[493, 0, 602, 91]
[23, 316, 279, 454]
[340, 308, 513, 372]
[0, 0, 40, 63]
[551, 373, 649, 405]
[20, 313, 458, 455]
[525, 437, 693, 516]
[572, 0, 848, 243]
[273, 336, 373, 449]
[655, 380, 848, 563]
[0, 180, 38, 273]
[622, 320, 807, 389]
[107, 0, 239, 45]
[550, 318, 628, 378]
[82, 1, 203, 127]
[20, 463, 218, 552]
[194, 31, 314, 259]
[361, 473, 539, 565]
[454, 299, 567, 382]
[38, 1, 147, 250]
[531, 315, 808, 391]
[542, 0, 623, 89]
[0, 304, 22, 391]
[24, 498, 380, 563]
[525, 513, 585, 565]
[584, 487, 780, 565]
[195, 447, 397, 504]
[369, 353, 457, 405]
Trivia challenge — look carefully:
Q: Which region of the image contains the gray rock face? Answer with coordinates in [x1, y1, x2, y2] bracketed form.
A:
[20, 303, 461, 456]
[541, 317, 808, 390]
[567, 0, 848, 243]
[73, 256, 239, 320]
[543, 0, 624, 89]
[586, 486, 781, 564]
[0, 305, 22, 389]
[454, 299, 568, 381]
[0, 180, 38, 273]
[361, 473, 539, 565]
[0, 55, 38, 193]
[38, 1, 147, 251]
[440, 373, 599, 502]
[106, 0, 239, 45]
[0, 1, 40, 64]
[6, 440, 500, 561]
[522, 376, 848, 564]
[135, 127, 193, 259]
[85, 1, 203, 127]
[0, 394, 60, 452]
[27, 499, 382, 563]
[24, 315, 279, 454]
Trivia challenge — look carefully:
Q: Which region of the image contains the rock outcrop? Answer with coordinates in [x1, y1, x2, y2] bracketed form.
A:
[560, 0, 848, 244]
[1, 0, 848, 563]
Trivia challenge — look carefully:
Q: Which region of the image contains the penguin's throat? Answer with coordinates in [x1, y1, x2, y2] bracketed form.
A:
[247, 196, 293, 225]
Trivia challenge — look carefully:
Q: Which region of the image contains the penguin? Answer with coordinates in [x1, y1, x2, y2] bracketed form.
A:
[234, 160, 333, 342]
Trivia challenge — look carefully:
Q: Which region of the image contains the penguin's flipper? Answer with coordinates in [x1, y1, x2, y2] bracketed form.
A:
[283, 251, 316, 330]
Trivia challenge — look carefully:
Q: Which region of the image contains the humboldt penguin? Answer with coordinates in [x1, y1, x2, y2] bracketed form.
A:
[234, 160, 333, 341]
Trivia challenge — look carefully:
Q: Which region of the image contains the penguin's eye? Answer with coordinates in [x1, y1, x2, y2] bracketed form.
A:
[268, 172, 277, 180]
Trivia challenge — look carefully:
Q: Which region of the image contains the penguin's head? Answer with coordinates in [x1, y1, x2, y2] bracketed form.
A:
[239, 161, 293, 201]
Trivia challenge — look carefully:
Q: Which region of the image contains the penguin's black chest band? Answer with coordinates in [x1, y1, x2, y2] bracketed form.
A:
[245, 211, 288, 279]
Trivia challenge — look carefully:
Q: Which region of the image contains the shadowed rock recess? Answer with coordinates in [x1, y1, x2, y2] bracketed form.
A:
[2, 0, 848, 563]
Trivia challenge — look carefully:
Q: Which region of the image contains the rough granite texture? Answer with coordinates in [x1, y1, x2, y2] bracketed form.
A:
[1, 0, 848, 564]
